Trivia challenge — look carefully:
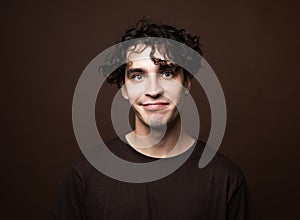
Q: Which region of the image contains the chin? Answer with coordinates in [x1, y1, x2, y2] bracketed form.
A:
[148, 121, 167, 130]
[137, 113, 167, 129]
[148, 114, 167, 127]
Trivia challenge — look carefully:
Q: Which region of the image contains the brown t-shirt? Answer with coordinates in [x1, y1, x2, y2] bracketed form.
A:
[50, 138, 258, 220]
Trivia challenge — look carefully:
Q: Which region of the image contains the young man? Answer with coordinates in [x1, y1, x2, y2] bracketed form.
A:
[50, 19, 257, 219]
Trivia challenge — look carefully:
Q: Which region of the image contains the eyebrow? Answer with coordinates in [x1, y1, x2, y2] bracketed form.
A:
[151, 58, 178, 71]
[158, 63, 179, 71]
[126, 68, 144, 76]
[159, 63, 180, 72]
[126, 65, 180, 76]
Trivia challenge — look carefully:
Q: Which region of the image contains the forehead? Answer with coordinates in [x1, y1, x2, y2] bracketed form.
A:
[126, 44, 171, 65]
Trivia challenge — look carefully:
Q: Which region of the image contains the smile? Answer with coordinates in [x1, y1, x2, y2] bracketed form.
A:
[142, 102, 169, 110]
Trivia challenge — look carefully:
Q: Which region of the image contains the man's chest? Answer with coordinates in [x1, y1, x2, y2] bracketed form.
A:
[82, 170, 225, 220]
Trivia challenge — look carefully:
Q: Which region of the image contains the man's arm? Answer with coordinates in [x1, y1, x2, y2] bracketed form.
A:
[227, 178, 259, 220]
[49, 164, 86, 220]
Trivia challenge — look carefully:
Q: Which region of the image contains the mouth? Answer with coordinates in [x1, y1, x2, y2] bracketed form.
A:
[142, 102, 169, 110]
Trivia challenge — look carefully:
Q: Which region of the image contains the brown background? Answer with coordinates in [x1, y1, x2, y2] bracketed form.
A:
[1, 0, 299, 219]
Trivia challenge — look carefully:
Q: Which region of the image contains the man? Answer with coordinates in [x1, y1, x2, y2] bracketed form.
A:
[50, 19, 257, 219]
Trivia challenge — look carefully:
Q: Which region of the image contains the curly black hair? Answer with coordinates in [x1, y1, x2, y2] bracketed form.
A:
[100, 18, 203, 88]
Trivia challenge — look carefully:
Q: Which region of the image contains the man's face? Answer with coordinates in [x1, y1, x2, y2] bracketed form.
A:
[121, 44, 191, 130]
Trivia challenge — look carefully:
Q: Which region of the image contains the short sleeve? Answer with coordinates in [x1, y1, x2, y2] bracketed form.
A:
[227, 178, 259, 220]
[49, 164, 87, 220]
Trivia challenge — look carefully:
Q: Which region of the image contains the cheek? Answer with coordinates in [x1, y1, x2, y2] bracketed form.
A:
[164, 83, 185, 103]
[169, 91, 185, 105]
[125, 84, 144, 103]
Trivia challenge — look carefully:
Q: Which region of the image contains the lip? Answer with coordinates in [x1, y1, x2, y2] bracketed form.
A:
[142, 102, 169, 110]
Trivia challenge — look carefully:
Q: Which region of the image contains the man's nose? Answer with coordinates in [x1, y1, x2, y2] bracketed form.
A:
[145, 74, 163, 98]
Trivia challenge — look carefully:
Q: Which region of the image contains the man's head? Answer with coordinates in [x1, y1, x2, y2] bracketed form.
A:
[101, 19, 203, 130]
[120, 43, 190, 130]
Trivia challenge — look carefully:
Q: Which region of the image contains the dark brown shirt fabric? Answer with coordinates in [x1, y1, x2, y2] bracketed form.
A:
[50, 138, 258, 220]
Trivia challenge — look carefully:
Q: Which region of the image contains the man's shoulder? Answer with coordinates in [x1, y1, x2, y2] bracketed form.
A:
[70, 138, 245, 184]
[191, 140, 245, 181]
[204, 145, 245, 185]
[70, 153, 92, 177]
[69, 138, 126, 176]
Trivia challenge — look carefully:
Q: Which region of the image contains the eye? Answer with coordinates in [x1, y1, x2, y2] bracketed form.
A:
[161, 71, 174, 79]
[132, 74, 144, 81]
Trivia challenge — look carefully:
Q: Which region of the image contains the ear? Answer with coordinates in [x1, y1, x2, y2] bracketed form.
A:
[121, 84, 129, 100]
[184, 77, 192, 92]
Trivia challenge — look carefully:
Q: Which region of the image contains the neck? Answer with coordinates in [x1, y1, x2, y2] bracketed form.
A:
[125, 118, 195, 158]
